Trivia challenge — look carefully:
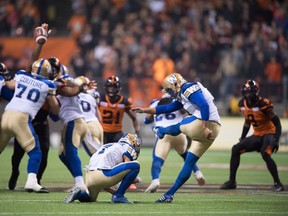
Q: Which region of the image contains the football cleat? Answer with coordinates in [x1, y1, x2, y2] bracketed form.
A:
[194, 171, 206, 186]
[8, 170, 20, 190]
[64, 187, 81, 203]
[145, 179, 160, 193]
[220, 181, 237, 190]
[25, 185, 49, 193]
[151, 126, 165, 139]
[37, 187, 49, 193]
[271, 182, 284, 192]
[111, 195, 133, 204]
[155, 193, 174, 203]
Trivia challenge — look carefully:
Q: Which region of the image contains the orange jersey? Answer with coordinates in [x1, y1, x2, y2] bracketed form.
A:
[99, 94, 133, 132]
[238, 97, 275, 136]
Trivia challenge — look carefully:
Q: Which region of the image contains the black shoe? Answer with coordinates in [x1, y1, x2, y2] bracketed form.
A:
[272, 183, 284, 192]
[8, 170, 20, 190]
[220, 181, 237, 190]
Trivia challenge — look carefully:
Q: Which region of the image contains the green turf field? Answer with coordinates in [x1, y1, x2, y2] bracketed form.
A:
[0, 146, 287, 215]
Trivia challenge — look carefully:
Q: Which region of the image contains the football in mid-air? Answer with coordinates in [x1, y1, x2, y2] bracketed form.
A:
[34, 27, 47, 44]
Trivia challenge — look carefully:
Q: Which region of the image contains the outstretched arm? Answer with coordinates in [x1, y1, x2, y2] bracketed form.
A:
[26, 23, 52, 72]
[126, 110, 140, 133]
[131, 107, 156, 114]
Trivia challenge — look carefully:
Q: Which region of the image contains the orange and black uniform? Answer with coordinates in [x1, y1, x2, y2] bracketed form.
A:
[99, 94, 133, 143]
[227, 97, 283, 185]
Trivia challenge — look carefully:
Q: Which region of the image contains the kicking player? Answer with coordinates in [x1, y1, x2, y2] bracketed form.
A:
[132, 73, 221, 202]
[144, 90, 205, 193]
[64, 133, 141, 204]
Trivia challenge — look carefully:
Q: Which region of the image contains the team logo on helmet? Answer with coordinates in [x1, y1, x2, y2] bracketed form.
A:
[162, 73, 186, 98]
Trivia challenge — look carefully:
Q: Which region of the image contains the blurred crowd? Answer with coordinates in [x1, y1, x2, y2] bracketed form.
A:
[0, 0, 288, 105]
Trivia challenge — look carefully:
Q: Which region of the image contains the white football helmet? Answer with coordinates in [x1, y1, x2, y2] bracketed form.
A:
[119, 133, 141, 156]
[31, 58, 53, 80]
[162, 73, 186, 97]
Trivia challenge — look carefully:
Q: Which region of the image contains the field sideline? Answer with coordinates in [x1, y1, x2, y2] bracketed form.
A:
[0, 146, 287, 215]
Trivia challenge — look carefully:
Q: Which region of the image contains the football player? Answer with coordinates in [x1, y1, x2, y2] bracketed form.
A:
[220, 80, 284, 191]
[0, 58, 60, 193]
[64, 133, 141, 204]
[76, 76, 103, 157]
[99, 76, 140, 143]
[8, 56, 69, 191]
[56, 74, 96, 192]
[99, 76, 141, 190]
[132, 72, 221, 202]
[144, 90, 205, 193]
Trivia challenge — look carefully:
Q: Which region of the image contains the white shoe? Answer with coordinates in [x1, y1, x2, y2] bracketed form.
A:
[64, 187, 81, 204]
[24, 182, 48, 193]
[75, 183, 87, 192]
[194, 171, 205, 186]
[145, 179, 160, 193]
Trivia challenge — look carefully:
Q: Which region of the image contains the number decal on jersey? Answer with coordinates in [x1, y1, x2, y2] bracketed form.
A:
[15, 83, 41, 103]
[80, 100, 91, 112]
[102, 109, 120, 124]
[155, 113, 176, 122]
[247, 114, 258, 127]
[98, 144, 113, 154]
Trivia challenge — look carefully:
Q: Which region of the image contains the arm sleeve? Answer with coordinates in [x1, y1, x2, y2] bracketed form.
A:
[155, 100, 183, 114]
[0, 86, 14, 101]
[240, 125, 250, 140]
[271, 115, 282, 141]
[188, 90, 210, 120]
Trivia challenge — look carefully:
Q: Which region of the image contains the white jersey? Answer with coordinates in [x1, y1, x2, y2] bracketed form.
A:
[180, 82, 220, 123]
[5, 71, 56, 119]
[78, 92, 99, 123]
[57, 94, 84, 124]
[150, 99, 183, 127]
[87, 142, 136, 170]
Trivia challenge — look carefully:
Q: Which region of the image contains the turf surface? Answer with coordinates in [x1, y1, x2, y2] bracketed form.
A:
[0, 146, 287, 215]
